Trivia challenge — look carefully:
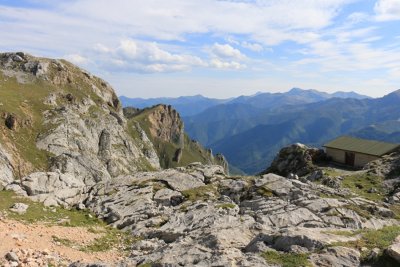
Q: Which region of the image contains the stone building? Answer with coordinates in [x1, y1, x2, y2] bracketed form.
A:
[323, 136, 400, 168]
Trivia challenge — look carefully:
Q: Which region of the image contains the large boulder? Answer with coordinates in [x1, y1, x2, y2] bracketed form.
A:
[20, 172, 86, 207]
[387, 235, 400, 263]
[262, 143, 326, 177]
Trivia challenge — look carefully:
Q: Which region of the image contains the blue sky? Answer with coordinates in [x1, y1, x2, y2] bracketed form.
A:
[1, 0, 400, 98]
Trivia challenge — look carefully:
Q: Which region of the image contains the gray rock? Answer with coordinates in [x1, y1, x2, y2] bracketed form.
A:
[0, 144, 14, 186]
[387, 235, 400, 263]
[263, 143, 326, 176]
[9, 203, 29, 214]
[321, 176, 342, 189]
[5, 252, 19, 262]
[154, 188, 183, 206]
[21, 172, 86, 206]
[307, 170, 323, 181]
[310, 246, 360, 267]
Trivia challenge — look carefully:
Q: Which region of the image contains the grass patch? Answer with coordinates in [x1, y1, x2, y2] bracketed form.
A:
[52, 236, 76, 247]
[0, 73, 54, 171]
[261, 250, 311, 267]
[0, 190, 103, 226]
[332, 225, 400, 260]
[343, 204, 372, 219]
[181, 184, 219, 202]
[257, 186, 275, 198]
[341, 173, 384, 201]
[389, 204, 400, 220]
[216, 203, 236, 210]
[81, 227, 140, 253]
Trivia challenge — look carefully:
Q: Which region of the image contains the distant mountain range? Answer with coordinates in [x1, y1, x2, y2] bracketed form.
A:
[120, 88, 369, 117]
[120, 88, 400, 174]
[120, 95, 230, 116]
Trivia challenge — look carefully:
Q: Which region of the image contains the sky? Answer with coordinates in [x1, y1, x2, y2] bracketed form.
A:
[1, 0, 400, 98]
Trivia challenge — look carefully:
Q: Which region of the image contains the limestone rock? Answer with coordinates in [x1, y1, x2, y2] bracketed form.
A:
[20, 172, 86, 206]
[9, 203, 29, 214]
[310, 246, 360, 267]
[5, 252, 19, 262]
[387, 235, 400, 263]
[154, 188, 183, 206]
[0, 144, 14, 186]
[263, 143, 327, 177]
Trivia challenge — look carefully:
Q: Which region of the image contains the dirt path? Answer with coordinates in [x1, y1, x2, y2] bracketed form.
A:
[0, 218, 124, 266]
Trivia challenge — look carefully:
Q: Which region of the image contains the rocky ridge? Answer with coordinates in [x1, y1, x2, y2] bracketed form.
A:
[0, 52, 160, 188]
[126, 104, 229, 173]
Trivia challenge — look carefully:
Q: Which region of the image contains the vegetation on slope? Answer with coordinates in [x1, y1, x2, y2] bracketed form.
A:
[126, 104, 225, 169]
[0, 56, 121, 175]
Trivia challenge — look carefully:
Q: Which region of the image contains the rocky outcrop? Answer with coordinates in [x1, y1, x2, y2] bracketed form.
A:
[139, 104, 184, 145]
[122, 106, 140, 119]
[365, 151, 400, 178]
[126, 105, 229, 172]
[215, 153, 229, 175]
[0, 52, 160, 186]
[13, 164, 387, 266]
[310, 246, 361, 267]
[263, 143, 327, 177]
[387, 235, 400, 263]
[7, 155, 397, 265]
[0, 144, 14, 187]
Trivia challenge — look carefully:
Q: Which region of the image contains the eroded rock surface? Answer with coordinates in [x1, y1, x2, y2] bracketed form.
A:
[263, 143, 327, 177]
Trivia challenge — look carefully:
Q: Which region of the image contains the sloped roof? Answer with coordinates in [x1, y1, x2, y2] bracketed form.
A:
[323, 136, 400, 156]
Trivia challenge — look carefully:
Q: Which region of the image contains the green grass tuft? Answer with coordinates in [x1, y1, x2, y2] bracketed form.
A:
[216, 203, 236, 210]
[181, 185, 219, 202]
[0, 190, 103, 226]
[261, 250, 311, 267]
[341, 173, 384, 201]
[331, 225, 400, 261]
[257, 186, 275, 198]
[81, 227, 140, 253]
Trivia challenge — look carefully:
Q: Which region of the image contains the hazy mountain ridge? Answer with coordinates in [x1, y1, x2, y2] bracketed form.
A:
[120, 88, 370, 117]
[210, 91, 400, 173]
[120, 94, 230, 116]
[120, 89, 380, 174]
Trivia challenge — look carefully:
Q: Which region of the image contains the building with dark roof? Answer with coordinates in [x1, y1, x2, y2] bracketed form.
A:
[323, 136, 400, 168]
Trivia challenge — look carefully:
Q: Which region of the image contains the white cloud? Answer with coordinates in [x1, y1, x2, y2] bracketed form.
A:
[211, 43, 246, 60]
[347, 12, 369, 24]
[374, 0, 400, 21]
[95, 39, 205, 73]
[389, 67, 400, 78]
[210, 58, 245, 70]
[241, 42, 264, 52]
[64, 54, 88, 65]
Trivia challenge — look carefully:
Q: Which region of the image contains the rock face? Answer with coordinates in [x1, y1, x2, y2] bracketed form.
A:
[79, 169, 396, 266]
[143, 104, 184, 145]
[7, 152, 396, 265]
[387, 235, 400, 263]
[0, 52, 160, 186]
[263, 143, 327, 177]
[365, 151, 400, 178]
[20, 172, 86, 207]
[126, 105, 229, 172]
[0, 144, 14, 186]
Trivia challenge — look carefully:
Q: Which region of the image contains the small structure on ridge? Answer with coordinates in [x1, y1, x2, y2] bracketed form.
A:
[323, 136, 400, 168]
